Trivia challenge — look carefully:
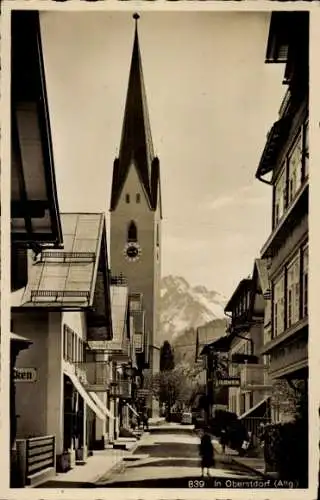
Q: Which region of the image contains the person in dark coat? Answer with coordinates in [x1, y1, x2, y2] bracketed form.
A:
[220, 428, 227, 454]
[142, 410, 149, 430]
[199, 428, 215, 477]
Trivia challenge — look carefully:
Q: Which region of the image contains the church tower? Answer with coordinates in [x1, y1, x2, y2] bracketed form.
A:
[110, 15, 162, 386]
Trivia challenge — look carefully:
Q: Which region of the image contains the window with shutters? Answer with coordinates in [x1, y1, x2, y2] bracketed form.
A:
[288, 132, 302, 204]
[274, 166, 286, 226]
[273, 274, 285, 337]
[302, 244, 308, 317]
[286, 254, 300, 328]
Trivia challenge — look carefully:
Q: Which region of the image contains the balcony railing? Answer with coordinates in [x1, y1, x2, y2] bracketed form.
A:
[228, 312, 251, 333]
[31, 290, 90, 302]
[134, 332, 144, 353]
[109, 379, 132, 399]
[74, 361, 111, 392]
[240, 364, 272, 391]
[108, 338, 131, 363]
[38, 251, 95, 263]
[129, 293, 143, 312]
[269, 337, 308, 376]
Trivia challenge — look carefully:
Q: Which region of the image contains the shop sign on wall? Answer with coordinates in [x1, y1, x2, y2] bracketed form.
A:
[14, 367, 37, 382]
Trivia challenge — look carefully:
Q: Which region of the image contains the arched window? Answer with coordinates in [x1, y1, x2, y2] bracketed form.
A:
[128, 221, 137, 242]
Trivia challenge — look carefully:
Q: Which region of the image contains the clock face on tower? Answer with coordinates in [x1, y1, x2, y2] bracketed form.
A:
[123, 242, 142, 262]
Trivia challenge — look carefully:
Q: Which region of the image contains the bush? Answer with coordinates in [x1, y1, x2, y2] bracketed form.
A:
[263, 419, 308, 486]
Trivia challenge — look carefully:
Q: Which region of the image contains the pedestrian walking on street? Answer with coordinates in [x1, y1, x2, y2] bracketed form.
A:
[137, 413, 142, 429]
[199, 428, 215, 477]
[142, 410, 149, 430]
[220, 428, 227, 454]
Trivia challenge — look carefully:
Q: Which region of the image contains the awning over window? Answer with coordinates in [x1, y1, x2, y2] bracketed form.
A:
[239, 396, 270, 420]
[66, 372, 105, 421]
[10, 332, 32, 343]
[126, 403, 139, 418]
[89, 391, 115, 420]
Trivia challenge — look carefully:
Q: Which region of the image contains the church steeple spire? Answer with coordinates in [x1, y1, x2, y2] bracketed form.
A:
[110, 13, 161, 212]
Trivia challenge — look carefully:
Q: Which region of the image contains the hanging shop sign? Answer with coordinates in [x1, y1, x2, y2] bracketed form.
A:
[87, 341, 109, 351]
[215, 377, 240, 387]
[14, 367, 37, 382]
[137, 389, 150, 397]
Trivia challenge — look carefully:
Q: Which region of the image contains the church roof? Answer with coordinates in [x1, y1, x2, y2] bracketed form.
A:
[110, 15, 161, 214]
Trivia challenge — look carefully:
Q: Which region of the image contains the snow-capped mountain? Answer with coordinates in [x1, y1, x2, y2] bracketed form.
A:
[159, 275, 228, 345]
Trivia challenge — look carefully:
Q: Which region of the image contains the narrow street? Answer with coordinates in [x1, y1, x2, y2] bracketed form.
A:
[95, 424, 261, 488]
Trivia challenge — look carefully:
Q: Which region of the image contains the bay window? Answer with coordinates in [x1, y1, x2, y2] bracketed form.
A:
[273, 274, 285, 337]
[272, 120, 308, 230]
[288, 132, 302, 204]
[302, 244, 308, 317]
[270, 243, 308, 341]
[274, 166, 286, 226]
[286, 254, 300, 328]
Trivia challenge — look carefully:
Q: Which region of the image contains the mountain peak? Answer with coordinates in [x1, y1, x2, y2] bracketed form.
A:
[159, 275, 227, 345]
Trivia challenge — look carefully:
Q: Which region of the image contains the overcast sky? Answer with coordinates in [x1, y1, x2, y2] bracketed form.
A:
[40, 11, 285, 298]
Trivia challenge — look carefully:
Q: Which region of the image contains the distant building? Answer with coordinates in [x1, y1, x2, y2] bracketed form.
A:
[195, 319, 228, 362]
[255, 12, 308, 421]
[224, 269, 272, 439]
[109, 16, 162, 416]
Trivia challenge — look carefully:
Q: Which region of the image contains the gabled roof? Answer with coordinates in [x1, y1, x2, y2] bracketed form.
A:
[254, 259, 271, 299]
[255, 117, 291, 179]
[12, 213, 106, 310]
[195, 319, 228, 360]
[110, 15, 161, 216]
[249, 258, 271, 326]
[224, 278, 252, 313]
[200, 335, 231, 356]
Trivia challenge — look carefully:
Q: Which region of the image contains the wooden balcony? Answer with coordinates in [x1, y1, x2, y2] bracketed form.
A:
[109, 379, 132, 399]
[240, 364, 272, 392]
[74, 361, 111, 392]
[268, 335, 308, 379]
[109, 338, 131, 364]
[227, 312, 251, 335]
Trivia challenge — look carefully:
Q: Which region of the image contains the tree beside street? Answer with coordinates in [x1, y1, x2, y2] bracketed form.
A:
[160, 341, 175, 372]
[144, 360, 204, 419]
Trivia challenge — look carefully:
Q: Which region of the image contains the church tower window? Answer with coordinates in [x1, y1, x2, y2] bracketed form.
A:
[156, 224, 160, 247]
[125, 194, 130, 203]
[128, 221, 138, 242]
[136, 193, 141, 203]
